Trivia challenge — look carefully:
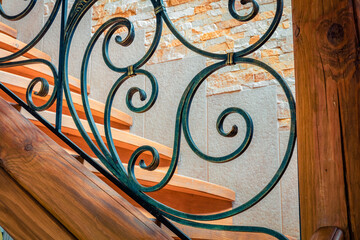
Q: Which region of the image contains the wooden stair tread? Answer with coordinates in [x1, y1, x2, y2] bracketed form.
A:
[84, 158, 235, 202]
[0, 70, 132, 129]
[0, 48, 88, 94]
[0, 32, 51, 61]
[0, 22, 17, 38]
[20, 109, 173, 164]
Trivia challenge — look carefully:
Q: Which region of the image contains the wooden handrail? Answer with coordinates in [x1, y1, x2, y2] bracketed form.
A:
[311, 227, 344, 240]
[0, 97, 171, 240]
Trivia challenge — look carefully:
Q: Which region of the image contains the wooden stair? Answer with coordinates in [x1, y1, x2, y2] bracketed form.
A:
[0, 98, 172, 240]
[0, 21, 245, 239]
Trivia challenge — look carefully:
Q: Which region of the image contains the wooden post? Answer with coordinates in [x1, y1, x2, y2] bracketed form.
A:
[0, 97, 171, 240]
[292, 0, 360, 239]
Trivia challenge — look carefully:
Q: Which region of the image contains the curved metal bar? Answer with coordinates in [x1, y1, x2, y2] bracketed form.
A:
[228, 0, 260, 22]
[63, 0, 127, 180]
[0, 0, 37, 21]
[0, 59, 58, 111]
[127, 145, 160, 191]
[162, 212, 289, 240]
[102, 19, 135, 73]
[130, 58, 296, 224]
[182, 72, 254, 162]
[0, 0, 295, 239]
[81, 17, 132, 170]
[159, 0, 283, 59]
[0, 0, 62, 62]
[103, 69, 158, 173]
[102, 0, 163, 72]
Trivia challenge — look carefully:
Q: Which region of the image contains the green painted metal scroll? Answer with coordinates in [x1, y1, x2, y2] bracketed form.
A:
[0, 0, 296, 239]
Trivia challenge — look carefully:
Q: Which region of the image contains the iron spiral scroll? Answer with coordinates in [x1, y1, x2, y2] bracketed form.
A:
[0, 0, 296, 239]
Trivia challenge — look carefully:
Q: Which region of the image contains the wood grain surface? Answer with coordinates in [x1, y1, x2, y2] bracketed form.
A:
[0, 168, 75, 240]
[0, 97, 171, 240]
[293, 0, 360, 239]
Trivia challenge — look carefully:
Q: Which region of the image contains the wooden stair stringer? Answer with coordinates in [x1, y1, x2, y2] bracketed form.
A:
[0, 97, 172, 240]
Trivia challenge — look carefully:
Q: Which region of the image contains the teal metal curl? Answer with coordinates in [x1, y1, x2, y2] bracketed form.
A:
[0, 0, 62, 62]
[0, 59, 58, 111]
[103, 69, 159, 172]
[228, 0, 260, 22]
[0, 0, 36, 21]
[64, 1, 296, 239]
[127, 145, 161, 191]
[127, 58, 296, 225]
[0, 0, 296, 239]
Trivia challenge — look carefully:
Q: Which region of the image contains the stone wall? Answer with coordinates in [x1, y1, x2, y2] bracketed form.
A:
[92, 0, 294, 131]
[0, 0, 299, 238]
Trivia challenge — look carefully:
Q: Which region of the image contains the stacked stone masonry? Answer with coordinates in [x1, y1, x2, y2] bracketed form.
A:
[92, 0, 295, 131]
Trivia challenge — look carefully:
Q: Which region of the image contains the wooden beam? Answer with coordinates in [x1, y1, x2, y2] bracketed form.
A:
[0, 168, 75, 240]
[0, 97, 172, 240]
[292, 0, 360, 239]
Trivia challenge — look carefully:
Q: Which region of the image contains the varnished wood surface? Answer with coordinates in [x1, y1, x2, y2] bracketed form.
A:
[0, 22, 17, 38]
[0, 97, 172, 240]
[293, 0, 360, 239]
[311, 227, 344, 240]
[0, 168, 75, 240]
[85, 160, 235, 202]
[0, 70, 133, 129]
[0, 48, 88, 94]
[0, 33, 51, 61]
[21, 109, 173, 166]
[162, 220, 297, 240]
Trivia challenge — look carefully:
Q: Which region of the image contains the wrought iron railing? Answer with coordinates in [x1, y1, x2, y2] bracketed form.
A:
[0, 0, 296, 239]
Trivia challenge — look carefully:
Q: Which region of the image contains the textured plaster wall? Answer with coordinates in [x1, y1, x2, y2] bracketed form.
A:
[1, 0, 299, 238]
[92, 0, 299, 238]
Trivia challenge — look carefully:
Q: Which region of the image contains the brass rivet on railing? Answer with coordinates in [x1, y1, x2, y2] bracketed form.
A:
[127, 66, 136, 76]
[226, 52, 235, 65]
[154, 5, 165, 15]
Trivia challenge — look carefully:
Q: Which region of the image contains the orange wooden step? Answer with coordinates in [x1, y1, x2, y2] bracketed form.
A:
[0, 32, 51, 61]
[84, 158, 235, 215]
[20, 109, 173, 168]
[0, 22, 17, 38]
[0, 70, 132, 129]
[85, 159, 235, 202]
[0, 48, 89, 94]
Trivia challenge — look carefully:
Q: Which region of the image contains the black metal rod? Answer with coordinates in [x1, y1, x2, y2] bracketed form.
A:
[55, 0, 68, 131]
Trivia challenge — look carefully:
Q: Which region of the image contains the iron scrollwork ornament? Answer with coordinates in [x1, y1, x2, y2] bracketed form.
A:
[0, 0, 296, 239]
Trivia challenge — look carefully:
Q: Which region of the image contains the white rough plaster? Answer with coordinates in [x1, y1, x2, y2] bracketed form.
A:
[144, 55, 208, 180]
[89, 29, 147, 137]
[1, 0, 44, 50]
[207, 86, 282, 232]
[279, 131, 300, 239]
